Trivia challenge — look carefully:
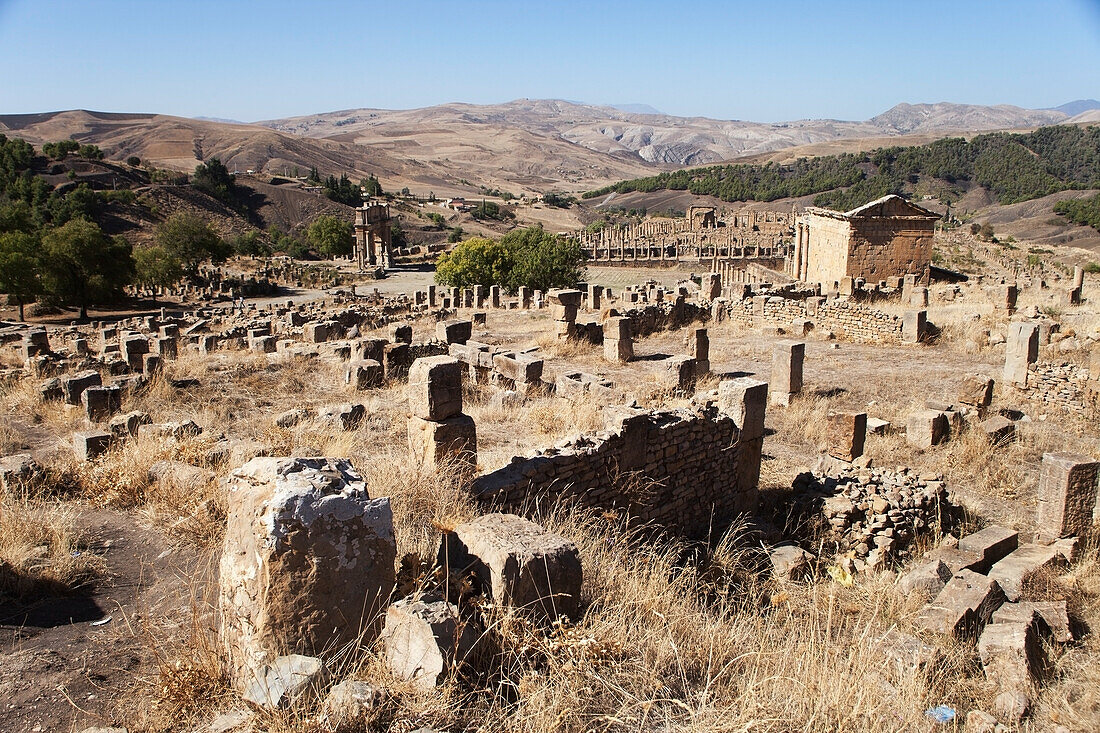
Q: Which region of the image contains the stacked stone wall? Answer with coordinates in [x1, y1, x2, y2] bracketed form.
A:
[1016, 362, 1095, 415]
[471, 405, 761, 538]
[724, 297, 905, 342]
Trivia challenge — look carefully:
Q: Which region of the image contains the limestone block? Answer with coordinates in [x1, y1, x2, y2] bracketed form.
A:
[1004, 322, 1039, 386]
[303, 322, 331, 343]
[603, 316, 632, 341]
[38, 378, 62, 401]
[81, 384, 121, 422]
[389, 324, 413, 344]
[219, 457, 395, 687]
[407, 356, 463, 421]
[548, 289, 582, 308]
[897, 558, 953, 599]
[902, 310, 926, 343]
[407, 414, 477, 469]
[321, 680, 380, 728]
[108, 410, 151, 439]
[603, 337, 633, 364]
[382, 343, 411, 380]
[345, 359, 383, 391]
[242, 654, 329, 710]
[959, 525, 1019, 573]
[381, 596, 477, 691]
[768, 545, 814, 580]
[992, 600, 1072, 643]
[1035, 452, 1100, 543]
[825, 411, 866, 462]
[915, 569, 1006, 639]
[717, 378, 767, 441]
[554, 320, 576, 339]
[978, 620, 1042, 692]
[155, 337, 178, 359]
[443, 513, 582, 622]
[550, 302, 578, 322]
[73, 430, 113, 461]
[251, 335, 277, 353]
[980, 416, 1015, 444]
[493, 353, 543, 384]
[988, 543, 1072, 601]
[142, 353, 162, 376]
[436, 320, 472, 345]
[61, 369, 103, 405]
[877, 628, 942, 673]
[906, 410, 949, 448]
[958, 374, 994, 407]
[770, 341, 804, 405]
[0, 453, 44, 490]
[665, 356, 696, 393]
[315, 403, 366, 431]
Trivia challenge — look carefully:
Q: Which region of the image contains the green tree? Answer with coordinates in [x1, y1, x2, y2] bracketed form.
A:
[306, 215, 354, 257]
[434, 227, 585, 291]
[434, 237, 514, 288]
[155, 213, 229, 273]
[40, 218, 134, 319]
[133, 246, 183, 305]
[126, 156, 141, 167]
[0, 231, 41, 320]
[192, 157, 238, 206]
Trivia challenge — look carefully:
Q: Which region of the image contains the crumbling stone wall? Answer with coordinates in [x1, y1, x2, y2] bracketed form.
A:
[472, 405, 762, 538]
[724, 296, 906, 342]
[1015, 361, 1094, 414]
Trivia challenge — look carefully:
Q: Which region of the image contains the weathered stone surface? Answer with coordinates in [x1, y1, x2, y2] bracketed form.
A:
[717, 378, 768, 440]
[768, 545, 814, 580]
[493, 353, 543, 384]
[219, 457, 396, 687]
[316, 403, 365, 431]
[381, 596, 477, 691]
[82, 384, 121, 422]
[988, 543, 1071, 601]
[915, 569, 1006, 639]
[603, 337, 633, 364]
[665, 355, 696, 393]
[0, 453, 43, 490]
[959, 374, 994, 407]
[320, 680, 379, 728]
[548, 289, 582, 308]
[897, 558, 953, 598]
[275, 408, 309, 429]
[770, 340, 805, 406]
[408, 356, 463, 421]
[979, 416, 1016, 444]
[389, 323, 413, 344]
[825, 411, 866, 462]
[1035, 452, 1099, 543]
[108, 410, 152, 439]
[978, 620, 1042, 710]
[73, 430, 113, 461]
[906, 409, 949, 448]
[436, 320, 472, 345]
[382, 342, 411, 379]
[242, 654, 329, 710]
[964, 709, 998, 733]
[61, 369, 102, 406]
[958, 525, 1019, 573]
[877, 628, 942, 673]
[407, 414, 477, 469]
[443, 513, 582, 622]
[345, 359, 383, 391]
[992, 600, 1072, 643]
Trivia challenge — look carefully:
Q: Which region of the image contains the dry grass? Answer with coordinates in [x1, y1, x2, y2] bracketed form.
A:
[0, 493, 104, 605]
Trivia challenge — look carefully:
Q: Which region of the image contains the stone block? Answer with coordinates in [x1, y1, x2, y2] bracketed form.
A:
[493, 353, 543, 384]
[155, 337, 178, 359]
[142, 353, 162, 376]
[242, 654, 329, 710]
[345, 359, 383, 390]
[251, 335, 278, 353]
[60, 369, 102, 405]
[354, 338, 387, 364]
[381, 596, 477, 691]
[915, 569, 1006, 639]
[436, 320, 472, 345]
[108, 410, 151, 439]
[958, 374, 994, 407]
[664, 356, 696, 393]
[992, 600, 1072, 643]
[442, 513, 582, 622]
[770, 341, 804, 405]
[81, 384, 121, 422]
[407, 413, 477, 469]
[979, 415, 1015, 444]
[1035, 452, 1100, 543]
[1004, 322, 1039, 387]
[315, 403, 366, 431]
[548, 289, 582, 308]
[389, 324, 413, 344]
[0, 453, 44, 491]
[959, 525, 1019, 573]
[988, 543, 1072, 601]
[717, 378, 768, 441]
[550, 302, 578, 322]
[897, 558, 953, 599]
[906, 409, 949, 448]
[902, 310, 926, 343]
[825, 411, 866, 462]
[303, 321, 331, 343]
[768, 545, 814, 580]
[219, 457, 395, 688]
[603, 316, 632, 341]
[408, 356, 463, 421]
[603, 337, 633, 364]
[73, 430, 113, 461]
[382, 342, 411, 380]
[978, 620, 1042, 692]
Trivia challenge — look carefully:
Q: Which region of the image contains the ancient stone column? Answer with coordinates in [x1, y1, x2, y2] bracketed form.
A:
[770, 340, 805, 406]
[1004, 322, 1039, 387]
[825, 411, 867, 462]
[903, 311, 927, 343]
[602, 317, 633, 363]
[549, 289, 581, 340]
[407, 356, 477, 471]
[689, 327, 710, 375]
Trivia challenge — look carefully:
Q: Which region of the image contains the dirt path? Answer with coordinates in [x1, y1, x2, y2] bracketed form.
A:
[0, 508, 209, 732]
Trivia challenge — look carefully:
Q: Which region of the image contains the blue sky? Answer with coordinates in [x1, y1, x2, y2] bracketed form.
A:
[1, 0, 1098, 122]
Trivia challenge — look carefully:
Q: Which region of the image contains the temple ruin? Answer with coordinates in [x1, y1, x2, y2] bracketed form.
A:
[788, 194, 938, 290]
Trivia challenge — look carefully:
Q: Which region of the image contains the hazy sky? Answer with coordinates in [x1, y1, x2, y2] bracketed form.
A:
[1, 0, 1098, 122]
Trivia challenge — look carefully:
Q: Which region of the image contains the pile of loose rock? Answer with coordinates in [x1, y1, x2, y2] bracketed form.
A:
[790, 460, 956, 569]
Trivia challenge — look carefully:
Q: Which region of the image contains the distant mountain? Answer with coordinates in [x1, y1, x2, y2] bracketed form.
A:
[193, 115, 246, 124]
[1048, 99, 1100, 117]
[608, 103, 664, 116]
[868, 102, 1065, 134]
